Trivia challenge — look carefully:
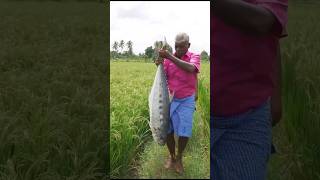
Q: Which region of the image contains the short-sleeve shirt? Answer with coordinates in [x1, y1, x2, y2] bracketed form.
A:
[164, 51, 200, 99]
[211, 0, 288, 116]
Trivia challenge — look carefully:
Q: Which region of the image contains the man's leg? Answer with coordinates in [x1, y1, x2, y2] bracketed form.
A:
[169, 94, 195, 173]
[164, 132, 176, 169]
[175, 136, 189, 174]
[214, 99, 272, 180]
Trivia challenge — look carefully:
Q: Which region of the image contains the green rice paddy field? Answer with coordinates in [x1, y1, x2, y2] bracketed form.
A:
[267, 1, 320, 180]
[0, 2, 108, 179]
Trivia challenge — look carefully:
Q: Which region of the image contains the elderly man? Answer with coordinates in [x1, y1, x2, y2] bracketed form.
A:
[155, 32, 200, 174]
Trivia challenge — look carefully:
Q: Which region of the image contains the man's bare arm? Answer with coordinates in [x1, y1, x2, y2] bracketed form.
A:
[214, 0, 277, 35]
[168, 54, 196, 73]
[271, 43, 282, 126]
[158, 49, 196, 73]
[195, 75, 198, 101]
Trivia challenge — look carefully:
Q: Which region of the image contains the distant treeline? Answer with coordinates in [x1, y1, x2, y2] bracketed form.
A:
[111, 40, 210, 62]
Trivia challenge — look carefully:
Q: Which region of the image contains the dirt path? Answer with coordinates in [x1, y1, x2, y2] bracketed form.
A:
[136, 110, 210, 179]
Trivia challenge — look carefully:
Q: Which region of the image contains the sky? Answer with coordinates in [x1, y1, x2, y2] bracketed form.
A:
[110, 1, 210, 55]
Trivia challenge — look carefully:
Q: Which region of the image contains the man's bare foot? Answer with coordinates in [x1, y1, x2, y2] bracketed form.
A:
[175, 157, 184, 175]
[164, 157, 176, 170]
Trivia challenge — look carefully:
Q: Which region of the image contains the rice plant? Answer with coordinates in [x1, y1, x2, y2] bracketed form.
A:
[0, 2, 108, 179]
[268, 2, 320, 179]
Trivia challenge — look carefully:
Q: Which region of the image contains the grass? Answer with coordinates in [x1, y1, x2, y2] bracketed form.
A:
[0, 2, 108, 179]
[267, 2, 320, 179]
[110, 60, 210, 179]
[110, 61, 153, 178]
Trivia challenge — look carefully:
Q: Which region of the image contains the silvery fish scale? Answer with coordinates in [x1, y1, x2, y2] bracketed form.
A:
[148, 63, 170, 146]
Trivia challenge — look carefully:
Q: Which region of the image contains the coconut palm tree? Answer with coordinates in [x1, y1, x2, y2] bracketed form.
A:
[126, 40, 133, 56]
[112, 41, 118, 53]
[119, 40, 124, 54]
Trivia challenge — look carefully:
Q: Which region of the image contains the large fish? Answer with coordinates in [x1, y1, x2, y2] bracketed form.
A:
[148, 38, 170, 146]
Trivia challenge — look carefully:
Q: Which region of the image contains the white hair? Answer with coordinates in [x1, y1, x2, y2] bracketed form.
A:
[175, 32, 189, 43]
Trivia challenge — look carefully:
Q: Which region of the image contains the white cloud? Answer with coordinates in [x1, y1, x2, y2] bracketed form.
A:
[110, 1, 210, 55]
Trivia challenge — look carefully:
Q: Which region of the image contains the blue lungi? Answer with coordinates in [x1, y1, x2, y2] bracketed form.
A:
[167, 94, 195, 138]
[211, 98, 272, 180]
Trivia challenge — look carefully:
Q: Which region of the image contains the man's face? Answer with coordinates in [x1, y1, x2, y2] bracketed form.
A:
[175, 41, 190, 58]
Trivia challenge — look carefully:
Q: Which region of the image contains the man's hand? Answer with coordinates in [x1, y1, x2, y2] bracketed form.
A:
[154, 57, 164, 66]
[271, 95, 282, 127]
[159, 49, 172, 59]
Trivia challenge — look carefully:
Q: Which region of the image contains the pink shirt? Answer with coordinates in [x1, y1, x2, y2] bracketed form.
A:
[164, 51, 200, 99]
[211, 0, 288, 116]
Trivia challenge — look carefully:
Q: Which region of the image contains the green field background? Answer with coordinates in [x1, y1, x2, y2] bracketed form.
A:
[0, 2, 108, 179]
[267, 2, 320, 180]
